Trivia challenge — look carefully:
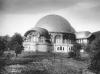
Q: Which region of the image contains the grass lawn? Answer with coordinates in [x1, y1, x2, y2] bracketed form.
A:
[0, 51, 91, 74]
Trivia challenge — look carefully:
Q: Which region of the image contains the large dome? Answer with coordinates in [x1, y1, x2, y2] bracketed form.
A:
[35, 14, 76, 33]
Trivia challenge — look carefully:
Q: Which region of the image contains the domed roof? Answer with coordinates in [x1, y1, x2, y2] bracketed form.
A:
[75, 31, 92, 39]
[35, 14, 76, 33]
[24, 27, 50, 39]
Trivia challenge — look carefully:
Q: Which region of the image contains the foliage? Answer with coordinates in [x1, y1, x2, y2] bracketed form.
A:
[2, 35, 11, 51]
[8, 33, 24, 56]
[68, 51, 76, 58]
[86, 31, 100, 73]
[68, 43, 81, 59]
[0, 37, 6, 55]
[88, 51, 100, 73]
[87, 40, 100, 73]
[14, 44, 24, 56]
[86, 39, 100, 57]
[86, 31, 100, 55]
[0, 35, 11, 73]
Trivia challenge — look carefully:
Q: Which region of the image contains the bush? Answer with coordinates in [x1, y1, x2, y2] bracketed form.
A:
[88, 51, 100, 73]
[68, 43, 81, 59]
[68, 51, 75, 58]
[87, 39, 100, 73]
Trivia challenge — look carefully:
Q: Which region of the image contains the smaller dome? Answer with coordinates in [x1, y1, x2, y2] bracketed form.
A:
[24, 27, 50, 39]
[75, 31, 92, 39]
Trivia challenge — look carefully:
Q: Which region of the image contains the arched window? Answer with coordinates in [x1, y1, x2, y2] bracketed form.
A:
[30, 31, 39, 42]
[63, 35, 68, 39]
[64, 39, 67, 44]
[56, 35, 61, 44]
[26, 34, 31, 42]
[40, 36, 45, 42]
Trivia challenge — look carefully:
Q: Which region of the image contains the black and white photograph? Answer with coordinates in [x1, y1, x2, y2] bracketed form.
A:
[0, 0, 100, 74]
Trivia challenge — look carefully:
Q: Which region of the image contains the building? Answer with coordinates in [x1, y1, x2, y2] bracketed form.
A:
[23, 14, 93, 53]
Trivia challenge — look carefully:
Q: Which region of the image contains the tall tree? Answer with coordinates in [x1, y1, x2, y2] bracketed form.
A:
[8, 33, 24, 56]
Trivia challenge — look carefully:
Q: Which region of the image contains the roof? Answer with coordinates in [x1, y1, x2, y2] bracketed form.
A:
[75, 31, 92, 39]
[24, 27, 50, 39]
[35, 14, 76, 33]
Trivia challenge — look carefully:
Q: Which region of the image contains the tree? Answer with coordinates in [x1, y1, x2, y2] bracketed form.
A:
[0, 37, 6, 55]
[3, 35, 11, 51]
[14, 44, 24, 57]
[8, 33, 24, 56]
[73, 43, 81, 59]
[86, 39, 100, 58]
[0, 36, 11, 73]
[87, 39, 100, 73]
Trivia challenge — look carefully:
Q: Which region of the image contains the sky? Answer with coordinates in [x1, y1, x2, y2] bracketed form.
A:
[0, 0, 100, 36]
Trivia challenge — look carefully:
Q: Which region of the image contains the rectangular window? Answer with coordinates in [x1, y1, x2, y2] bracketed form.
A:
[57, 47, 59, 50]
[60, 47, 62, 50]
[63, 47, 64, 50]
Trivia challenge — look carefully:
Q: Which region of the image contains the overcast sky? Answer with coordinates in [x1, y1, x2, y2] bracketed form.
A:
[0, 0, 100, 36]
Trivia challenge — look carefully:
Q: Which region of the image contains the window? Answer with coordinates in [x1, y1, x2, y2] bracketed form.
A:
[57, 47, 64, 51]
[31, 31, 39, 36]
[26, 31, 40, 42]
[60, 46, 62, 50]
[63, 47, 64, 50]
[27, 34, 31, 41]
[63, 35, 68, 39]
[69, 47, 70, 50]
[33, 36, 37, 42]
[50, 35, 53, 42]
[57, 47, 59, 50]
[83, 39, 87, 44]
[56, 35, 61, 44]
[40, 36, 45, 42]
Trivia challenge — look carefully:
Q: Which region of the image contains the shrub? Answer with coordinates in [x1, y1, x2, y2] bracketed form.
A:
[88, 51, 100, 73]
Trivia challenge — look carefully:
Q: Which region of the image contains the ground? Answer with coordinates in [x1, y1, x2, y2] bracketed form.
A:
[0, 51, 93, 74]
